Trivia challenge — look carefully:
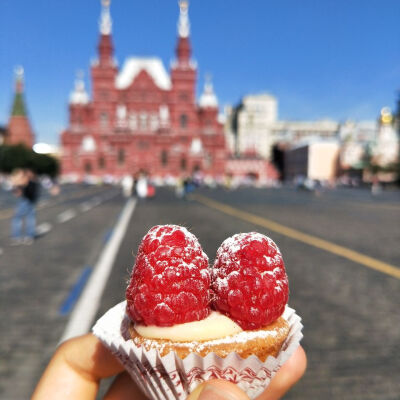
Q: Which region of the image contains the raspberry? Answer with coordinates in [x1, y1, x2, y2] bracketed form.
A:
[211, 232, 289, 330]
[126, 225, 211, 326]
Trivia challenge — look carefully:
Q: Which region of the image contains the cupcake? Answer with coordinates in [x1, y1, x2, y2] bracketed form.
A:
[93, 225, 303, 399]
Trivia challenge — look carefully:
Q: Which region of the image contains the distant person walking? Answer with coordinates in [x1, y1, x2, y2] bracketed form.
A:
[121, 174, 134, 198]
[11, 169, 40, 245]
[136, 173, 148, 199]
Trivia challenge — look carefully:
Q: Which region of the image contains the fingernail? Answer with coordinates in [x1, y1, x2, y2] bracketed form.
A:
[198, 385, 240, 400]
[187, 383, 206, 400]
[189, 380, 249, 400]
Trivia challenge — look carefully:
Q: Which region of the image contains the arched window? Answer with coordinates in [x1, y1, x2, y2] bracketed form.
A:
[150, 114, 159, 131]
[118, 149, 125, 165]
[161, 150, 168, 167]
[100, 112, 108, 128]
[179, 92, 189, 102]
[180, 157, 187, 171]
[98, 157, 105, 169]
[140, 113, 147, 130]
[180, 114, 188, 129]
[129, 113, 138, 130]
[84, 161, 92, 173]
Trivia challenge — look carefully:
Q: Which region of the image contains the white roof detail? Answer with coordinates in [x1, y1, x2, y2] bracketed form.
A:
[159, 105, 170, 120]
[69, 72, 89, 105]
[199, 77, 218, 108]
[190, 138, 203, 154]
[82, 136, 96, 152]
[116, 57, 171, 90]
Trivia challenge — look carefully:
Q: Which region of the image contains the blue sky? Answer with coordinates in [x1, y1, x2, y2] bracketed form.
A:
[1, 0, 399, 144]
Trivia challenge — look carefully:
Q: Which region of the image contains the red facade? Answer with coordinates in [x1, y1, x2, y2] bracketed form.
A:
[61, 2, 226, 181]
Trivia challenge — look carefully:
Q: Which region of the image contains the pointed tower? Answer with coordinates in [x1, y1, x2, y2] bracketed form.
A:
[199, 74, 218, 109]
[91, 0, 118, 130]
[70, 70, 89, 105]
[98, 0, 114, 66]
[7, 67, 35, 147]
[68, 71, 90, 132]
[170, 0, 198, 133]
[199, 75, 220, 134]
[176, 0, 191, 65]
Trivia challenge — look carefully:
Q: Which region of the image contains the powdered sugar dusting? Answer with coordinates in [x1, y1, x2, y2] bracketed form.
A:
[133, 323, 288, 353]
[126, 225, 210, 326]
[211, 232, 289, 330]
[145, 224, 208, 268]
[212, 232, 285, 293]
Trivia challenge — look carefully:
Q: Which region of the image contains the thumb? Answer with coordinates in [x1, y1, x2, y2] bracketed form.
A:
[187, 379, 250, 400]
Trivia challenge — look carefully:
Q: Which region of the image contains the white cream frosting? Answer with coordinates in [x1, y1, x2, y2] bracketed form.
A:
[135, 311, 243, 342]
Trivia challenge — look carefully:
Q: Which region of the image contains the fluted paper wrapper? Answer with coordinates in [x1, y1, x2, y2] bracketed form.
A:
[93, 301, 303, 399]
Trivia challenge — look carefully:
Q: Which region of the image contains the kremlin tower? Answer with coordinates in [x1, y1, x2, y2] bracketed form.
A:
[61, 0, 226, 180]
[7, 67, 35, 148]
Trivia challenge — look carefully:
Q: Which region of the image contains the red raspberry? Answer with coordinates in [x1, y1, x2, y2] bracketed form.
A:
[211, 232, 289, 330]
[126, 225, 211, 326]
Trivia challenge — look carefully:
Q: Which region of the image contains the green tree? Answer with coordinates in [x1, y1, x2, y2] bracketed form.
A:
[0, 144, 59, 177]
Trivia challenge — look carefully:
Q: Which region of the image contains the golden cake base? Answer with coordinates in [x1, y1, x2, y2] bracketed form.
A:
[129, 317, 289, 362]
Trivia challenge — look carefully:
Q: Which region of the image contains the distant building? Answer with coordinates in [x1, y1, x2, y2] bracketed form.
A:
[372, 107, 399, 167]
[285, 139, 340, 182]
[228, 94, 278, 159]
[395, 93, 400, 136]
[33, 143, 61, 158]
[61, 0, 226, 181]
[6, 67, 35, 148]
[226, 94, 339, 161]
[339, 120, 377, 171]
[272, 119, 339, 145]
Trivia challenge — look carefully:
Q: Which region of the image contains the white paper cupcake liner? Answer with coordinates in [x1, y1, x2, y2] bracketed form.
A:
[93, 301, 303, 399]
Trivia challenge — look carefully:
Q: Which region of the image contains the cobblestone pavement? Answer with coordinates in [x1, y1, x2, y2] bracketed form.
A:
[98, 187, 400, 400]
[1, 185, 399, 399]
[0, 184, 124, 399]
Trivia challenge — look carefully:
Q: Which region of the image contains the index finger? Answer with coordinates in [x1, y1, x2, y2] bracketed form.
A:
[256, 346, 307, 400]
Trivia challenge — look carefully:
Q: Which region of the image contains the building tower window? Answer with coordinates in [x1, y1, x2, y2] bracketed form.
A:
[129, 113, 138, 131]
[161, 150, 168, 167]
[84, 161, 92, 174]
[140, 113, 147, 130]
[118, 149, 125, 165]
[150, 114, 159, 131]
[98, 157, 105, 169]
[180, 114, 188, 129]
[180, 157, 187, 171]
[179, 92, 189, 102]
[100, 112, 108, 128]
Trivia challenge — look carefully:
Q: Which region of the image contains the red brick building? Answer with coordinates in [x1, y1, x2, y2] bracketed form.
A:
[6, 67, 35, 148]
[61, 0, 226, 181]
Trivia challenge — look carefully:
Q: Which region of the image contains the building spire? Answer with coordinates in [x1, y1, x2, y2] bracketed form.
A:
[97, 0, 115, 66]
[14, 66, 24, 93]
[177, 0, 190, 38]
[99, 0, 112, 35]
[11, 66, 27, 116]
[175, 1, 192, 65]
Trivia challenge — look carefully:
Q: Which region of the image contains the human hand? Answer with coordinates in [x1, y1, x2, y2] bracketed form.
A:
[32, 334, 306, 400]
